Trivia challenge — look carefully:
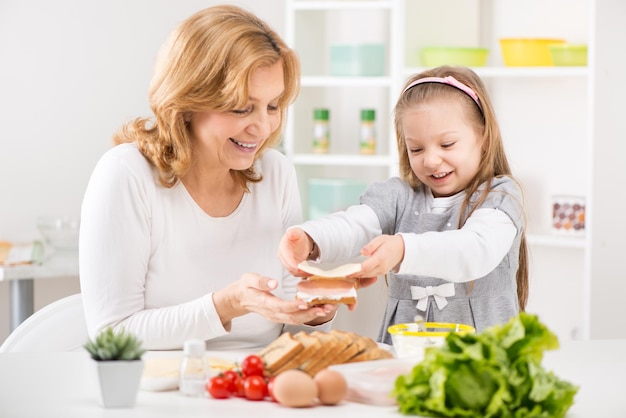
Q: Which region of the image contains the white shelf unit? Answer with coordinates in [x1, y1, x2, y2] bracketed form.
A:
[284, 0, 593, 342]
[284, 0, 403, 221]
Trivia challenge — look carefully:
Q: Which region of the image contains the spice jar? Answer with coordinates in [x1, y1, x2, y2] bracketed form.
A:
[359, 109, 376, 155]
[312, 108, 330, 154]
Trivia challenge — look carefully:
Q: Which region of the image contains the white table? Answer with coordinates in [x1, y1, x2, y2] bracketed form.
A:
[0, 254, 78, 331]
[0, 339, 624, 417]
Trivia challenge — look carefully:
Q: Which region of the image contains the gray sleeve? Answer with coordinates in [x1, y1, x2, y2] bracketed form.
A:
[360, 177, 412, 235]
[478, 176, 525, 234]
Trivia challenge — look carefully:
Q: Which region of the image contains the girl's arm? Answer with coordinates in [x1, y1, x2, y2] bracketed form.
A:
[397, 208, 517, 282]
[299, 204, 383, 264]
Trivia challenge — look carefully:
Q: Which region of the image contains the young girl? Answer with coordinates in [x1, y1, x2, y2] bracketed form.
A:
[278, 66, 528, 344]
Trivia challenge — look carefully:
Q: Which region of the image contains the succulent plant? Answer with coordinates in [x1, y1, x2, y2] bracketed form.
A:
[84, 327, 146, 361]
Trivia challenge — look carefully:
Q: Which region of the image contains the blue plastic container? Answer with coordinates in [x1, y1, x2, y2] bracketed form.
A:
[308, 178, 368, 220]
[329, 44, 385, 76]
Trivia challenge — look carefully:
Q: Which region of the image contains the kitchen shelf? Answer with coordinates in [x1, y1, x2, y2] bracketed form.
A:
[292, 0, 394, 11]
[291, 153, 394, 167]
[403, 66, 589, 79]
[526, 234, 586, 249]
[285, 0, 594, 342]
[301, 76, 394, 87]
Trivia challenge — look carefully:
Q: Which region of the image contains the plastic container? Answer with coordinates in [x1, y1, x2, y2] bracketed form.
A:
[312, 108, 330, 154]
[359, 109, 376, 155]
[179, 339, 207, 397]
[499, 38, 565, 66]
[387, 322, 475, 359]
[420, 47, 489, 67]
[308, 178, 368, 220]
[328, 358, 417, 406]
[549, 44, 588, 66]
[329, 44, 385, 76]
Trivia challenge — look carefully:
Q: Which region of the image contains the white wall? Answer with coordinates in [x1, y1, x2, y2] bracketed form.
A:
[589, 0, 626, 338]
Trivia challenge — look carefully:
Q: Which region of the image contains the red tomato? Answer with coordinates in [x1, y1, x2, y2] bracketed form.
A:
[266, 376, 277, 402]
[221, 369, 240, 394]
[241, 354, 265, 378]
[233, 374, 246, 398]
[244, 375, 267, 401]
[206, 376, 230, 399]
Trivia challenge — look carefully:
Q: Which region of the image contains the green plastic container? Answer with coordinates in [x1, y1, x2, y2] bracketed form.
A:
[330, 44, 385, 76]
[549, 44, 588, 66]
[420, 47, 489, 67]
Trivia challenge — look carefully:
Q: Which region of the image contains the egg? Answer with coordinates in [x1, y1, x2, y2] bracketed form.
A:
[272, 369, 318, 408]
[314, 368, 348, 405]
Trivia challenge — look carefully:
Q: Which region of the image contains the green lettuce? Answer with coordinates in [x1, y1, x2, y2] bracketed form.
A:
[393, 313, 578, 417]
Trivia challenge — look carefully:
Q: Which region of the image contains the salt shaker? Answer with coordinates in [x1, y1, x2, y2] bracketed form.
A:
[179, 339, 207, 397]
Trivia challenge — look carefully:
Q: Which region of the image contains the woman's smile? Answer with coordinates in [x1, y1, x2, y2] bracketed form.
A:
[229, 137, 259, 152]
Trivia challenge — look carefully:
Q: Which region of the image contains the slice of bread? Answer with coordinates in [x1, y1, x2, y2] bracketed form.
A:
[273, 331, 322, 374]
[347, 344, 394, 363]
[258, 332, 303, 374]
[326, 330, 370, 365]
[307, 342, 349, 375]
[300, 331, 341, 375]
[257, 330, 394, 377]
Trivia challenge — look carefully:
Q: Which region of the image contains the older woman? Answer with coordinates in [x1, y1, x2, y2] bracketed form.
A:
[79, 5, 337, 350]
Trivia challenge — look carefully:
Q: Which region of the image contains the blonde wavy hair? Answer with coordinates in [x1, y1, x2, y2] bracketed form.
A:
[113, 5, 300, 191]
[394, 66, 528, 311]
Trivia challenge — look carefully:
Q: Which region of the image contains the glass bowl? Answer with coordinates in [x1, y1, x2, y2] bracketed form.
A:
[36, 216, 80, 251]
[388, 322, 475, 359]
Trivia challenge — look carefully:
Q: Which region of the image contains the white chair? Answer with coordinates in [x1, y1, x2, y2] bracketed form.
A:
[0, 293, 88, 352]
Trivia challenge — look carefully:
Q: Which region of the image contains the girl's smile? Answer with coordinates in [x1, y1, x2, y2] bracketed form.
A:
[402, 98, 483, 197]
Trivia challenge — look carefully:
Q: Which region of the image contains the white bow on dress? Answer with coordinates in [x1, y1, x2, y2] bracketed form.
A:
[410, 283, 455, 311]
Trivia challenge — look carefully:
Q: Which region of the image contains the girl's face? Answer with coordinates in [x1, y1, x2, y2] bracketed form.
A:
[403, 98, 483, 197]
[189, 61, 284, 172]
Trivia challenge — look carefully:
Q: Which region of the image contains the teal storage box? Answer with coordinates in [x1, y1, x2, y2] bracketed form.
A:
[329, 44, 385, 76]
[308, 178, 368, 220]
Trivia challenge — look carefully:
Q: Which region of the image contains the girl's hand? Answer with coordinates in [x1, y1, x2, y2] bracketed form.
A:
[277, 228, 313, 277]
[357, 234, 405, 278]
[213, 273, 336, 329]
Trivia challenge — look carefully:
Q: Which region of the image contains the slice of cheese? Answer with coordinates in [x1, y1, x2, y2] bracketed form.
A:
[297, 260, 362, 277]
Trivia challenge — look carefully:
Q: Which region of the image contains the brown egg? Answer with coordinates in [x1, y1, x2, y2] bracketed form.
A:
[272, 369, 318, 408]
[314, 368, 348, 405]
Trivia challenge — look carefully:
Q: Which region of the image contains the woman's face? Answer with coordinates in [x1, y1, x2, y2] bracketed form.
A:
[189, 61, 284, 171]
[402, 98, 483, 197]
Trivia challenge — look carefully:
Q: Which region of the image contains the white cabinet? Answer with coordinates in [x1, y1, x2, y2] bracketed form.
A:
[284, 0, 594, 342]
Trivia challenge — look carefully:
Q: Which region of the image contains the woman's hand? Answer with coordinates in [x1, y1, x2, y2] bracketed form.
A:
[212, 272, 336, 329]
[355, 234, 405, 279]
[277, 228, 313, 277]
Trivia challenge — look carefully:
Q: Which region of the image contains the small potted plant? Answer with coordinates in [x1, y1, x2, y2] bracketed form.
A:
[84, 327, 146, 408]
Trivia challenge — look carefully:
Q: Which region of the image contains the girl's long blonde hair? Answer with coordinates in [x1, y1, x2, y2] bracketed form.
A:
[114, 5, 300, 191]
[394, 66, 528, 310]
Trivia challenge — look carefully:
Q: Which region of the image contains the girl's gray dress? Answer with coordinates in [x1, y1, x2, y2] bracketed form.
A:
[361, 176, 524, 344]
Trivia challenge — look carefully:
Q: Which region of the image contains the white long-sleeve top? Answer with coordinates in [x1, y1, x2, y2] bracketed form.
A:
[79, 143, 325, 350]
[303, 187, 517, 282]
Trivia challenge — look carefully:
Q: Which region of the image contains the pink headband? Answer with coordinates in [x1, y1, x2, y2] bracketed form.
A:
[403, 76, 482, 112]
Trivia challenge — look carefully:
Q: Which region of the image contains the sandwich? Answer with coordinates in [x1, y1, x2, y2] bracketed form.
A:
[296, 276, 357, 306]
[296, 260, 362, 307]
